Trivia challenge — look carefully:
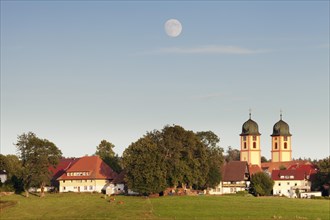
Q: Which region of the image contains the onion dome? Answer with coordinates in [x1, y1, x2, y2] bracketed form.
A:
[271, 114, 292, 136]
[240, 113, 261, 136]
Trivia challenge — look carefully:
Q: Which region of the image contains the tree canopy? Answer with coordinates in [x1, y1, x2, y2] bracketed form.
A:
[250, 172, 274, 196]
[122, 125, 224, 195]
[15, 132, 62, 197]
[95, 140, 122, 173]
[225, 146, 240, 163]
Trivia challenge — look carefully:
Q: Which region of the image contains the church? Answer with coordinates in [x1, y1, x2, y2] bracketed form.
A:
[209, 112, 316, 196]
[240, 112, 292, 167]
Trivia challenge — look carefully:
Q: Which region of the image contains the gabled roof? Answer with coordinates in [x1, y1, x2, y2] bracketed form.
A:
[271, 169, 306, 181]
[49, 158, 78, 180]
[222, 161, 249, 182]
[249, 165, 262, 175]
[57, 156, 117, 180]
[113, 170, 126, 184]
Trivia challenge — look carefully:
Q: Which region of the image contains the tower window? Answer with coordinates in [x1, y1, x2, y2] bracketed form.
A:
[253, 136, 257, 141]
[284, 136, 288, 141]
[275, 137, 277, 140]
[275, 143, 278, 149]
[243, 136, 246, 141]
[284, 142, 287, 149]
[244, 142, 247, 149]
[253, 142, 256, 148]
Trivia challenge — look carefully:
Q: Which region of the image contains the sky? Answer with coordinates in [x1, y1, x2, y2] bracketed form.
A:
[1, 1, 329, 160]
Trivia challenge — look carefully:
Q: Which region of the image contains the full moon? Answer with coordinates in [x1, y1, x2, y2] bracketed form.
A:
[164, 19, 182, 37]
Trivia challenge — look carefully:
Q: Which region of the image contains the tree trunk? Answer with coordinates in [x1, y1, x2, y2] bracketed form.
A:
[40, 182, 45, 197]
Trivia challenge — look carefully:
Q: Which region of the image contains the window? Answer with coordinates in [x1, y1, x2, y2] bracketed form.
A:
[275, 143, 278, 149]
[63, 187, 66, 191]
[295, 183, 297, 186]
[63, 180, 65, 183]
[85, 180, 87, 182]
[278, 183, 281, 186]
[284, 142, 287, 149]
[89, 186, 93, 190]
[243, 136, 246, 141]
[287, 190, 290, 193]
[279, 190, 281, 194]
[253, 136, 257, 141]
[244, 142, 247, 149]
[253, 142, 256, 148]
[275, 137, 277, 140]
[287, 182, 290, 185]
[84, 186, 87, 190]
[284, 136, 288, 141]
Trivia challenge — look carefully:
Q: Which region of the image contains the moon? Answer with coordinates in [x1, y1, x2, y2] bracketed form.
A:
[165, 19, 182, 37]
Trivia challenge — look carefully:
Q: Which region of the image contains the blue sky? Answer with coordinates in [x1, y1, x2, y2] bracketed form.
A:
[1, 1, 329, 160]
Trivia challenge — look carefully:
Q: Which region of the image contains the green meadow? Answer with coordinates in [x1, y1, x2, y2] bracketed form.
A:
[0, 193, 329, 220]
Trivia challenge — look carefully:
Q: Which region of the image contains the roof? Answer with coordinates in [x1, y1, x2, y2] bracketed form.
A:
[271, 119, 292, 136]
[222, 161, 249, 182]
[49, 158, 78, 180]
[271, 169, 306, 181]
[240, 118, 261, 136]
[287, 164, 317, 174]
[249, 165, 262, 175]
[57, 156, 117, 180]
[113, 170, 126, 184]
[261, 161, 310, 172]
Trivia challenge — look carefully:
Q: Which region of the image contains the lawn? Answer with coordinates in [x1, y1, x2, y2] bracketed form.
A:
[0, 193, 329, 220]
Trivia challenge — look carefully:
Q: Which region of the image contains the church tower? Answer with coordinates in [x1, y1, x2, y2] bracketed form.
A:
[240, 112, 261, 167]
[271, 113, 292, 162]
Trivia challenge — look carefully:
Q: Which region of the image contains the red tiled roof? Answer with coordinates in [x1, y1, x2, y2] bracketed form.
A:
[261, 161, 310, 172]
[271, 169, 306, 181]
[57, 156, 117, 180]
[249, 165, 262, 175]
[287, 164, 317, 174]
[49, 158, 78, 180]
[222, 161, 249, 182]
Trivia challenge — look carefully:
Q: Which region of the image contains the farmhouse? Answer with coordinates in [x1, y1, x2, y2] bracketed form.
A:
[272, 169, 311, 197]
[57, 155, 117, 193]
[209, 161, 250, 195]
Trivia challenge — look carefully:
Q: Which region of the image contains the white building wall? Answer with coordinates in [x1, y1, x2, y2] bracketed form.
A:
[273, 180, 311, 198]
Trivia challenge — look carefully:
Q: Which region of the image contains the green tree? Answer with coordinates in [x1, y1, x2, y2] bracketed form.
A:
[0, 154, 23, 193]
[225, 146, 240, 163]
[250, 172, 274, 196]
[312, 157, 330, 196]
[95, 140, 122, 173]
[261, 156, 268, 163]
[160, 125, 208, 189]
[15, 132, 62, 197]
[196, 131, 224, 189]
[122, 135, 166, 195]
[122, 125, 218, 195]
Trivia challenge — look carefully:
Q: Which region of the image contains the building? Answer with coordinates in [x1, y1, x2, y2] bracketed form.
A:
[272, 169, 311, 198]
[209, 161, 250, 195]
[49, 157, 78, 190]
[57, 156, 117, 193]
[271, 114, 292, 162]
[240, 113, 261, 167]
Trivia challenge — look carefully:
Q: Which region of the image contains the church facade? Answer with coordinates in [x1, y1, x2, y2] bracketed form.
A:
[240, 113, 292, 165]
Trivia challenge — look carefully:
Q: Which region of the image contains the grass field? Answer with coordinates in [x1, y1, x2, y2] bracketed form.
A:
[0, 193, 329, 219]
